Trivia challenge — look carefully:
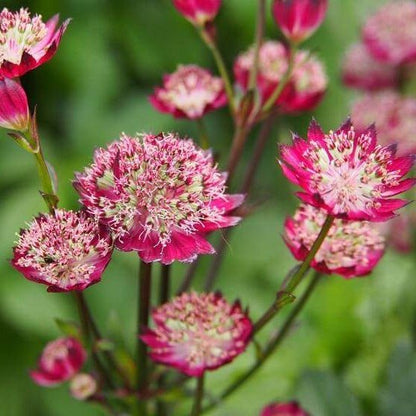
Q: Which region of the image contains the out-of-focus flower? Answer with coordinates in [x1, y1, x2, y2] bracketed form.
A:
[342, 43, 399, 91]
[261, 401, 310, 416]
[279, 118, 415, 221]
[74, 133, 244, 265]
[142, 292, 252, 377]
[363, 1, 416, 65]
[378, 210, 415, 253]
[284, 204, 385, 277]
[12, 209, 113, 292]
[271, 0, 328, 44]
[172, 0, 222, 26]
[70, 373, 97, 400]
[0, 7, 70, 78]
[351, 91, 416, 157]
[0, 77, 29, 131]
[149, 65, 226, 120]
[30, 337, 86, 387]
[234, 41, 326, 112]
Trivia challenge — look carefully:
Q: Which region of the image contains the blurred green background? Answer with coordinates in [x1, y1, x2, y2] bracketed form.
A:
[1, 0, 415, 415]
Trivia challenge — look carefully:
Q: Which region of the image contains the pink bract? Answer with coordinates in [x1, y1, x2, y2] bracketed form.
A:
[149, 65, 227, 120]
[0, 77, 29, 131]
[30, 337, 86, 387]
[261, 401, 310, 416]
[141, 292, 252, 377]
[0, 8, 70, 78]
[342, 43, 399, 91]
[284, 204, 385, 278]
[74, 133, 244, 265]
[272, 0, 328, 44]
[363, 1, 416, 65]
[279, 118, 415, 221]
[172, 0, 222, 26]
[12, 209, 113, 292]
[351, 91, 416, 157]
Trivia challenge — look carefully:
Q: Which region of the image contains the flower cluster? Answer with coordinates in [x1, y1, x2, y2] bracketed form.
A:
[142, 292, 252, 376]
[12, 209, 113, 292]
[74, 133, 243, 264]
[150, 64, 226, 119]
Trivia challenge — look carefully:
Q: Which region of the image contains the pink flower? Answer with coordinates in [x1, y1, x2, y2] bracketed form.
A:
[261, 401, 310, 416]
[172, 0, 222, 26]
[0, 77, 29, 131]
[70, 373, 97, 400]
[284, 204, 385, 278]
[30, 337, 86, 387]
[271, 0, 328, 44]
[342, 43, 399, 91]
[74, 133, 243, 265]
[12, 209, 113, 292]
[351, 91, 416, 157]
[363, 1, 416, 65]
[279, 118, 416, 221]
[0, 8, 70, 78]
[141, 292, 252, 377]
[149, 65, 226, 119]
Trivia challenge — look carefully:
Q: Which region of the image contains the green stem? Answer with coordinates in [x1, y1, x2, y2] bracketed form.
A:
[191, 374, 205, 416]
[226, 126, 250, 185]
[196, 118, 210, 149]
[203, 272, 322, 414]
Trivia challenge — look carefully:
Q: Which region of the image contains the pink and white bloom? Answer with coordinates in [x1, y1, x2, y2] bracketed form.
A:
[70, 373, 97, 400]
[149, 65, 226, 119]
[142, 292, 252, 377]
[12, 209, 113, 292]
[172, 0, 222, 26]
[0, 8, 70, 78]
[30, 337, 86, 387]
[351, 91, 416, 157]
[284, 204, 385, 278]
[272, 0, 328, 44]
[342, 43, 399, 91]
[279, 118, 415, 221]
[74, 133, 243, 265]
[261, 401, 310, 416]
[363, 1, 416, 65]
[0, 77, 29, 131]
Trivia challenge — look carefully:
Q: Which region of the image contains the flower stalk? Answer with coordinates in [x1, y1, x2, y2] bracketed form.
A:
[191, 374, 205, 416]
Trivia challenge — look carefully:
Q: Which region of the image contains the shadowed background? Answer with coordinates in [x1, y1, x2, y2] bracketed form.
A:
[0, 0, 415, 415]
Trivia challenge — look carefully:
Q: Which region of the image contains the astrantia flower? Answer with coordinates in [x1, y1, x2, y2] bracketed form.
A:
[30, 337, 86, 387]
[74, 133, 243, 264]
[70, 373, 97, 400]
[141, 292, 252, 377]
[0, 8, 70, 78]
[272, 0, 328, 44]
[279, 118, 415, 221]
[261, 401, 310, 416]
[149, 65, 226, 120]
[172, 0, 222, 26]
[12, 209, 113, 292]
[342, 43, 399, 91]
[363, 1, 416, 64]
[284, 204, 385, 277]
[0, 77, 29, 131]
[351, 91, 416, 157]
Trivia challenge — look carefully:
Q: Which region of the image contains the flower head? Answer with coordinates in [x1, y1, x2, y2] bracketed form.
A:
[150, 65, 226, 119]
[12, 209, 113, 292]
[261, 401, 310, 416]
[74, 133, 243, 264]
[279, 118, 415, 221]
[70, 373, 97, 400]
[284, 204, 385, 277]
[342, 43, 399, 91]
[363, 1, 416, 64]
[30, 337, 86, 387]
[142, 292, 252, 377]
[0, 8, 70, 78]
[172, 0, 222, 26]
[0, 77, 29, 131]
[272, 0, 328, 44]
[351, 91, 416, 157]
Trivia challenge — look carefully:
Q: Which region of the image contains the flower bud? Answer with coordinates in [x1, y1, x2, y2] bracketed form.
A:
[261, 401, 310, 416]
[272, 0, 328, 44]
[172, 0, 222, 27]
[0, 78, 29, 131]
[70, 373, 97, 400]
